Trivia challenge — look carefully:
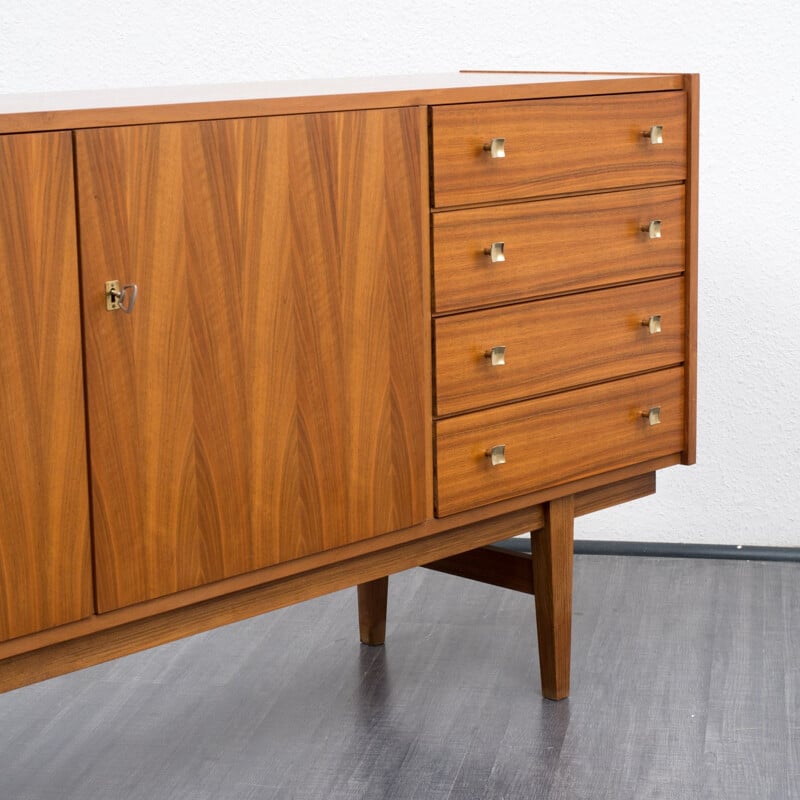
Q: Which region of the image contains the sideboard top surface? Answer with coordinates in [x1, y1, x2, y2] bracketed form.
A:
[0, 71, 688, 134]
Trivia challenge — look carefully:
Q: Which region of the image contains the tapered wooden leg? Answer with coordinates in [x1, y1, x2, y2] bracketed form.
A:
[357, 576, 388, 646]
[531, 494, 575, 700]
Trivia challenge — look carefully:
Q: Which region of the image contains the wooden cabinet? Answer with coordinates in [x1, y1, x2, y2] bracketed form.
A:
[0, 71, 698, 699]
[431, 87, 694, 519]
[0, 132, 92, 642]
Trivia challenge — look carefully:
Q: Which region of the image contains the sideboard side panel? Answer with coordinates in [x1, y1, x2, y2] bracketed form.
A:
[682, 73, 699, 465]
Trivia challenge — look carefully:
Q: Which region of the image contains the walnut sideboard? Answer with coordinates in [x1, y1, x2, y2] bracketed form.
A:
[0, 71, 698, 699]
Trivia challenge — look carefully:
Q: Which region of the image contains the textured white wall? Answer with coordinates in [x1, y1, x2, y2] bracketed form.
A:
[2, 1, 799, 546]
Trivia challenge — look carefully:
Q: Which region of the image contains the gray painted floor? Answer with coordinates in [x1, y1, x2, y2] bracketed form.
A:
[1, 555, 798, 800]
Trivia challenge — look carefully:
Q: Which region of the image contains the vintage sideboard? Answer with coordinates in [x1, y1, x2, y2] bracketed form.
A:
[0, 71, 698, 699]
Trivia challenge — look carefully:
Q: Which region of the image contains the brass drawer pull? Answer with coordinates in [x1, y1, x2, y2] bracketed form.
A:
[483, 242, 505, 262]
[642, 407, 662, 426]
[485, 444, 506, 465]
[483, 138, 506, 158]
[641, 220, 662, 239]
[642, 315, 662, 334]
[484, 346, 506, 366]
[643, 125, 663, 144]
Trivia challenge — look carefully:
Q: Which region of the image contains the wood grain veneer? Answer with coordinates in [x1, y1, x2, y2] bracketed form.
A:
[435, 368, 685, 516]
[0, 132, 92, 642]
[434, 277, 685, 416]
[76, 108, 428, 612]
[431, 91, 687, 207]
[432, 184, 685, 313]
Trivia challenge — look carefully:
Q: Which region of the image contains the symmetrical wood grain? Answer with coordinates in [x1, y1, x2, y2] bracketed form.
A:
[435, 368, 685, 516]
[76, 108, 428, 612]
[0, 132, 92, 641]
[432, 184, 685, 313]
[434, 277, 685, 416]
[431, 91, 687, 207]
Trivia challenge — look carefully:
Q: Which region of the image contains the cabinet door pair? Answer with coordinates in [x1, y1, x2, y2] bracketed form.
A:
[0, 108, 429, 640]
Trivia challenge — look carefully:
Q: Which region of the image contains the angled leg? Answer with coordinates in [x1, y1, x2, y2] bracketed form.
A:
[531, 494, 575, 700]
[357, 576, 388, 646]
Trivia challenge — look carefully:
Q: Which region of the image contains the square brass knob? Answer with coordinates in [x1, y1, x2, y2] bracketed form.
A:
[485, 346, 506, 366]
[642, 315, 662, 335]
[485, 445, 506, 466]
[484, 242, 505, 263]
[642, 407, 662, 426]
[643, 125, 663, 144]
[642, 220, 662, 239]
[483, 138, 506, 158]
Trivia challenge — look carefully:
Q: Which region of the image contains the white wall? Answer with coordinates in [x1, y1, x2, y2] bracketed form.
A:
[2, 1, 799, 547]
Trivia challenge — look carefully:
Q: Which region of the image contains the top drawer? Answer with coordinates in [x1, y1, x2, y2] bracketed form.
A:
[431, 91, 687, 207]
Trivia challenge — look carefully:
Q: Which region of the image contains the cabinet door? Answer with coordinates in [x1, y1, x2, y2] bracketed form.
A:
[0, 132, 92, 641]
[76, 109, 428, 612]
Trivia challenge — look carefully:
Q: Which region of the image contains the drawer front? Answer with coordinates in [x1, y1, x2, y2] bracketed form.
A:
[432, 184, 685, 312]
[434, 278, 684, 416]
[431, 91, 687, 207]
[435, 367, 684, 516]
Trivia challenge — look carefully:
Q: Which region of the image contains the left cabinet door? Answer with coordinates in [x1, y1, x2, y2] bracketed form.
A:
[0, 132, 93, 642]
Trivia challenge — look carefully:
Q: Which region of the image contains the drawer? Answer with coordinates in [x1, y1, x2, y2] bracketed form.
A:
[431, 91, 687, 207]
[432, 184, 685, 313]
[434, 278, 685, 416]
[435, 367, 684, 516]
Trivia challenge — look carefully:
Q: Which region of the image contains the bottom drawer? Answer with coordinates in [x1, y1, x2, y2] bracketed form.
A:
[435, 368, 684, 516]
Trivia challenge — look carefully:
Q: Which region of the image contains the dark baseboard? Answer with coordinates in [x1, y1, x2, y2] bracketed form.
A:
[574, 540, 800, 563]
[495, 537, 800, 563]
